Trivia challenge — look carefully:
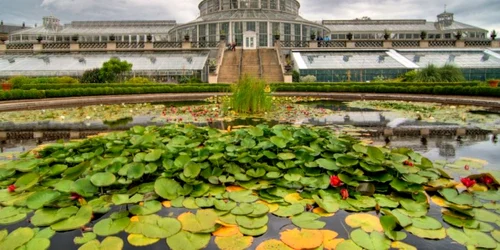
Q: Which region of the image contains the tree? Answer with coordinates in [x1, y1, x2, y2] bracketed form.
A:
[81, 68, 104, 83]
[99, 58, 133, 83]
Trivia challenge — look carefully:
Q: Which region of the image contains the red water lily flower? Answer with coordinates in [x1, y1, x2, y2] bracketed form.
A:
[481, 176, 494, 185]
[461, 177, 476, 188]
[70, 193, 82, 201]
[404, 160, 414, 167]
[7, 184, 16, 193]
[330, 176, 343, 187]
[340, 188, 349, 200]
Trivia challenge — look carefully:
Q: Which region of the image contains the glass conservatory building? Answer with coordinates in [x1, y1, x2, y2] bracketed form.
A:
[167, 0, 329, 47]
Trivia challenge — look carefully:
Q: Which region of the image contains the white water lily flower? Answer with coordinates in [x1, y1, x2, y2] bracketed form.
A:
[86, 116, 91, 120]
[60, 116, 65, 120]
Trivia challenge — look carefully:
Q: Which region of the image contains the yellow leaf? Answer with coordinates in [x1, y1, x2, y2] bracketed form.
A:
[470, 184, 488, 192]
[430, 196, 448, 207]
[226, 186, 245, 192]
[256, 200, 279, 213]
[313, 207, 335, 217]
[130, 216, 139, 222]
[391, 241, 417, 250]
[162, 201, 172, 208]
[256, 239, 293, 250]
[324, 238, 345, 250]
[280, 228, 323, 249]
[345, 213, 383, 232]
[284, 193, 315, 206]
[215, 234, 253, 250]
[127, 234, 159, 247]
[213, 226, 241, 237]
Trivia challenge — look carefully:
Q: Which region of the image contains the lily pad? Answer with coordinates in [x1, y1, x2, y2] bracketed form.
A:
[127, 234, 160, 247]
[51, 205, 93, 231]
[93, 217, 130, 236]
[125, 214, 181, 238]
[178, 209, 218, 233]
[350, 229, 391, 250]
[166, 231, 211, 250]
[31, 206, 79, 227]
[280, 228, 323, 249]
[291, 212, 326, 229]
[272, 204, 304, 217]
[90, 172, 116, 187]
[345, 213, 383, 232]
[236, 215, 268, 229]
[214, 234, 253, 250]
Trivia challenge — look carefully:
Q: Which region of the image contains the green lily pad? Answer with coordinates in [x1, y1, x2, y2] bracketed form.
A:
[14, 172, 39, 192]
[31, 206, 79, 227]
[272, 204, 304, 217]
[239, 225, 268, 236]
[405, 226, 446, 239]
[125, 214, 181, 238]
[236, 215, 269, 229]
[0, 207, 27, 225]
[51, 205, 93, 231]
[231, 203, 254, 215]
[380, 215, 407, 241]
[291, 212, 326, 229]
[78, 236, 123, 250]
[350, 229, 391, 250]
[129, 200, 161, 215]
[0, 227, 34, 250]
[154, 178, 182, 200]
[411, 216, 442, 230]
[166, 231, 210, 250]
[74, 233, 97, 245]
[214, 200, 237, 211]
[447, 227, 497, 249]
[228, 190, 259, 203]
[90, 172, 116, 187]
[93, 217, 130, 236]
[178, 209, 218, 233]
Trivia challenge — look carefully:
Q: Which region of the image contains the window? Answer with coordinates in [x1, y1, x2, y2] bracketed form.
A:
[261, 0, 268, 8]
[284, 23, 291, 41]
[413, 34, 420, 39]
[354, 34, 361, 39]
[199, 24, 207, 41]
[209, 23, 217, 41]
[231, 0, 238, 9]
[220, 22, 229, 40]
[280, 0, 286, 11]
[259, 22, 268, 47]
[361, 34, 368, 39]
[405, 34, 412, 39]
[429, 34, 435, 39]
[270, 0, 277, 9]
[233, 22, 243, 45]
[240, 0, 249, 8]
[250, 0, 259, 8]
[332, 34, 338, 39]
[294, 24, 301, 41]
[302, 25, 308, 41]
[445, 33, 451, 39]
[436, 34, 441, 39]
[222, 0, 230, 10]
[246, 22, 256, 32]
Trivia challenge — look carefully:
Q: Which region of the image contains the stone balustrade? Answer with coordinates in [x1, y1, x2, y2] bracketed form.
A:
[278, 39, 500, 49]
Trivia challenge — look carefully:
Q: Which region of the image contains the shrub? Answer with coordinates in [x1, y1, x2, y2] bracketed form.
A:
[439, 64, 466, 82]
[292, 70, 300, 82]
[126, 77, 150, 84]
[300, 75, 317, 83]
[415, 64, 442, 82]
[100, 58, 133, 83]
[402, 70, 418, 82]
[81, 68, 104, 83]
[9, 76, 32, 88]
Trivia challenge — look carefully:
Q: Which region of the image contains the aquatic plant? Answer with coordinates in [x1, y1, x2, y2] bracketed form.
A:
[0, 124, 499, 249]
[230, 75, 272, 114]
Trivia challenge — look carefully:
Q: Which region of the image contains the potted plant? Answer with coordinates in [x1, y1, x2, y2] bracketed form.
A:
[184, 33, 190, 42]
[347, 32, 353, 41]
[491, 30, 497, 40]
[420, 31, 427, 40]
[488, 79, 499, 88]
[209, 59, 217, 73]
[220, 30, 226, 41]
[146, 34, 152, 42]
[274, 31, 280, 41]
[71, 34, 79, 42]
[310, 31, 316, 41]
[36, 35, 43, 43]
[383, 29, 391, 40]
[1, 82, 12, 91]
[455, 30, 462, 40]
[0, 37, 6, 43]
[109, 34, 116, 41]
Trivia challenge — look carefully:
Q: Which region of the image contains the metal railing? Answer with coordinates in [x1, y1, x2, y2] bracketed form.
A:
[43, 43, 70, 50]
[465, 40, 492, 48]
[191, 41, 219, 48]
[355, 41, 384, 48]
[6, 43, 34, 50]
[429, 40, 456, 47]
[116, 42, 145, 49]
[279, 40, 309, 48]
[392, 41, 420, 48]
[79, 42, 107, 50]
[153, 42, 182, 49]
[318, 41, 347, 48]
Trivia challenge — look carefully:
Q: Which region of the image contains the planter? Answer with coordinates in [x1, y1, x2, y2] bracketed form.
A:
[220, 35, 226, 41]
[492, 35, 497, 40]
[109, 35, 116, 41]
[146, 34, 152, 42]
[488, 80, 499, 88]
[383, 34, 390, 40]
[310, 35, 316, 41]
[209, 65, 216, 73]
[184, 35, 190, 42]
[1, 83, 12, 91]
[274, 35, 280, 41]
[347, 33, 353, 41]
[37, 36, 43, 43]
[455, 34, 462, 40]
[284, 65, 292, 72]
[71, 36, 79, 42]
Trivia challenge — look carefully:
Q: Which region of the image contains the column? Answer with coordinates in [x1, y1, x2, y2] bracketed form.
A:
[229, 22, 233, 44]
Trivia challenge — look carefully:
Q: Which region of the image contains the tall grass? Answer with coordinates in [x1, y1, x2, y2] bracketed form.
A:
[231, 75, 272, 114]
[411, 64, 466, 83]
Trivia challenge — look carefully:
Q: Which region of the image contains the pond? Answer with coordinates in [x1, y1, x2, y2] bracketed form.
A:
[0, 99, 500, 250]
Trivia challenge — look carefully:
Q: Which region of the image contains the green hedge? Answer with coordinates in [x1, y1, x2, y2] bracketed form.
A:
[270, 82, 482, 88]
[1, 85, 499, 101]
[19, 83, 232, 90]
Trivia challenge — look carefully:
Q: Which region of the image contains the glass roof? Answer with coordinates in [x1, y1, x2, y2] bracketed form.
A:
[293, 51, 408, 69]
[323, 20, 485, 33]
[188, 9, 318, 24]
[398, 50, 500, 68]
[0, 52, 208, 77]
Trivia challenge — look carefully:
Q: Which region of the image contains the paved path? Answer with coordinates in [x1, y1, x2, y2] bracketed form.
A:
[0, 92, 499, 112]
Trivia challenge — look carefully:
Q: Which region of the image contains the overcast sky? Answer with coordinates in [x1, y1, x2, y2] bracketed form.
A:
[0, 0, 498, 33]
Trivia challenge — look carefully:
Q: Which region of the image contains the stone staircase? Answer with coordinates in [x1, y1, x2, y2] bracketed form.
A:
[218, 49, 241, 83]
[260, 49, 284, 83]
[217, 48, 284, 83]
[241, 50, 260, 78]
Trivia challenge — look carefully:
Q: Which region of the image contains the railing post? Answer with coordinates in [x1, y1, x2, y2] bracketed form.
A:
[456, 40, 465, 48]
[33, 43, 43, 53]
[107, 41, 116, 51]
[70, 42, 80, 52]
[346, 41, 355, 48]
[182, 41, 192, 49]
[383, 41, 392, 48]
[309, 41, 318, 48]
[145, 42, 153, 50]
[420, 40, 429, 48]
